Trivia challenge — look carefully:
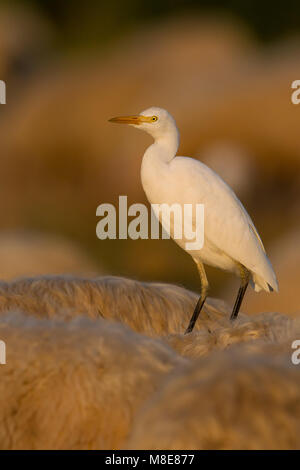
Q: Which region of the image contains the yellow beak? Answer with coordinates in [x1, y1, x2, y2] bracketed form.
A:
[108, 115, 151, 125]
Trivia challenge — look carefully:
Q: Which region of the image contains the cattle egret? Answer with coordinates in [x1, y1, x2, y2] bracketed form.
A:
[109, 107, 278, 333]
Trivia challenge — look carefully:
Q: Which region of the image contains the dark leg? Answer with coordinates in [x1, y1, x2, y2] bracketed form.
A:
[230, 267, 250, 321]
[185, 295, 207, 334]
[185, 261, 208, 334]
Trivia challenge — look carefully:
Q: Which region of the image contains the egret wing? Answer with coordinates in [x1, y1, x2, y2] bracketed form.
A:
[171, 157, 277, 290]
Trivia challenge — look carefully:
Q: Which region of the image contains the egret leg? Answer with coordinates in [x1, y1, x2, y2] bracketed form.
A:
[230, 267, 250, 321]
[185, 261, 208, 334]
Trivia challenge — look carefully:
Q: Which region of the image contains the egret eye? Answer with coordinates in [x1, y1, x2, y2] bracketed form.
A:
[151, 116, 158, 122]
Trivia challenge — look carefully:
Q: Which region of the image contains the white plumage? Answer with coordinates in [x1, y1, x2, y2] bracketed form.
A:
[109, 107, 278, 332]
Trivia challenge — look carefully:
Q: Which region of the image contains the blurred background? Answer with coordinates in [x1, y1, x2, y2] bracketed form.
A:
[0, 0, 299, 314]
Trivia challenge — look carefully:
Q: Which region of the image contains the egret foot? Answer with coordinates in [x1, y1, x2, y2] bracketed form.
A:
[230, 267, 250, 321]
[185, 261, 208, 334]
[184, 296, 207, 334]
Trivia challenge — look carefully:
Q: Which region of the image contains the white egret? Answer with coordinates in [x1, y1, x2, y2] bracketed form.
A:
[109, 107, 278, 333]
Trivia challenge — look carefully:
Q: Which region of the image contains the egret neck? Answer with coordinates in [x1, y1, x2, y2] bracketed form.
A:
[141, 125, 180, 199]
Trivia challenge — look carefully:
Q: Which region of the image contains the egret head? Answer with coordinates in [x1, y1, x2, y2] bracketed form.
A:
[109, 107, 178, 140]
